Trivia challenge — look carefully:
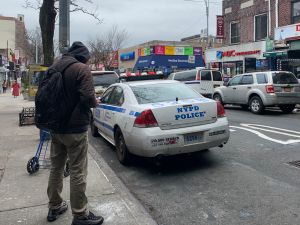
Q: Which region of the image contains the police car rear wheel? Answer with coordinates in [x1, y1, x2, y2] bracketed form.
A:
[115, 128, 131, 165]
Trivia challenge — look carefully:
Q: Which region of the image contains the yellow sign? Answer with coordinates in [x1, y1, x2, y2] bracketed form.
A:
[165, 46, 175, 55]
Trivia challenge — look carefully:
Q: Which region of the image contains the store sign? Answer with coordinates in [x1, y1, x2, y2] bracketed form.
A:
[120, 51, 135, 61]
[217, 50, 261, 58]
[175, 47, 185, 55]
[275, 24, 300, 40]
[193, 47, 202, 55]
[165, 46, 175, 55]
[216, 15, 224, 39]
[184, 47, 193, 56]
[155, 46, 165, 55]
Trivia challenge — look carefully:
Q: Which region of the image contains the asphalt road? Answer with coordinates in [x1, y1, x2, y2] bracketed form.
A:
[89, 106, 300, 225]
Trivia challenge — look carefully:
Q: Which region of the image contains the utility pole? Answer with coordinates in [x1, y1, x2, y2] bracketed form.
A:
[59, 0, 70, 53]
[184, 0, 210, 45]
[204, 0, 209, 45]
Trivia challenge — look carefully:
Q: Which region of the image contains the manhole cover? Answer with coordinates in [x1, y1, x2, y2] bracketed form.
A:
[288, 160, 300, 168]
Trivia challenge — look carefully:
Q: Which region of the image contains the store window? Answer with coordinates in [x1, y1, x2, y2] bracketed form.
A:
[293, 1, 300, 23]
[230, 22, 240, 44]
[255, 13, 268, 41]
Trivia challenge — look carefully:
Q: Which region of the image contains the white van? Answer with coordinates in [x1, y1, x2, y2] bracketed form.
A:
[168, 69, 223, 98]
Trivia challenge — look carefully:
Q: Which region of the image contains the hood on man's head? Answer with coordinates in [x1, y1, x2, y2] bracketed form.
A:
[67, 41, 90, 63]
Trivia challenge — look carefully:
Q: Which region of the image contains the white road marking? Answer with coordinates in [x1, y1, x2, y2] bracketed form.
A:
[240, 123, 300, 138]
[230, 129, 236, 132]
[230, 124, 300, 145]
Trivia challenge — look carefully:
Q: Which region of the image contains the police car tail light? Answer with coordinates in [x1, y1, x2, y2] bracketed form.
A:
[266, 85, 274, 93]
[217, 102, 226, 118]
[134, 109, 158, 128]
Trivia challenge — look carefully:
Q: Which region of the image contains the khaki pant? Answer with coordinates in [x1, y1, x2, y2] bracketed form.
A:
[47, 132, 88, 215]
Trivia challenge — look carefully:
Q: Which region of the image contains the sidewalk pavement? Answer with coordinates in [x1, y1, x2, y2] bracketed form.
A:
[0, 92, 157, 225]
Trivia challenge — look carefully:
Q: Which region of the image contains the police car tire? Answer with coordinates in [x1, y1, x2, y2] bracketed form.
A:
[115, 128, 131, 165]
[249, 96, 264, 114]
[91, 121, 100, 137]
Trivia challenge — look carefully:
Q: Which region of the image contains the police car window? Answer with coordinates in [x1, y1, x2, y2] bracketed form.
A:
[212, 71, 222, 81]
[101, 87, 115, 104]
[108, 86, 124, 106]
[131, 83, 200, 104]
[241, 75, 253, 85]
[228, 76, 242, 86]
[174, 71, 196, 81]
[201, 70, 212, 81]
[256, 73, 268, 84]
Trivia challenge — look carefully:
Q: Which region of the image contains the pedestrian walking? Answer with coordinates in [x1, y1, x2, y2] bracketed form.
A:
[2, 80, 7, 93]
[42, 42, 104, 225]
[12, 80, 20, 98]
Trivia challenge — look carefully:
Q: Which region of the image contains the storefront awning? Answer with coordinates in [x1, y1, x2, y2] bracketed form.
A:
[133, 55, 204, 70]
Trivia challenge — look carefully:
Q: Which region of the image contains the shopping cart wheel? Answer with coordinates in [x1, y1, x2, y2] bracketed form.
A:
[27, 157, 40, 174]
[64, 160, 70, 178]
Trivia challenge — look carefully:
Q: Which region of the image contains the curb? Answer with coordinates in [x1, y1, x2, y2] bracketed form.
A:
[88, 144, 158, 225]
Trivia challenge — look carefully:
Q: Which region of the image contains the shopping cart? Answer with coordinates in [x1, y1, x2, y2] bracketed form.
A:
[27, 130, 70, 177]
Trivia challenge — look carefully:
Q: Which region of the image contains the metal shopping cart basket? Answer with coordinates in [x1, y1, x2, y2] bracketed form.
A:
[27, 130, 70, 176]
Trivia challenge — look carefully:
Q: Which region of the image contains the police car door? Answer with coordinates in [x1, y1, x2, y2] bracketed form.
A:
[102, 86, 125, 140]
[97, 86, 115, 136]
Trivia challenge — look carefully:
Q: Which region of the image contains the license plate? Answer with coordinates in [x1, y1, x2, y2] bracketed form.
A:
[284, 87, 291, 92]
[184, 133, 202, 145]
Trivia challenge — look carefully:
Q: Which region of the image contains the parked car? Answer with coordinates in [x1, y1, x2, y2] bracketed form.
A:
[213, 71, 300, 114]
[91, 71, 119, 97]
[168, 69, 223, 98]
[91, 80, 229, 165]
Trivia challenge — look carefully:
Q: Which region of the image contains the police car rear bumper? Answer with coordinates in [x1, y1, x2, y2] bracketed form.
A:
[125, 117, 229, 157]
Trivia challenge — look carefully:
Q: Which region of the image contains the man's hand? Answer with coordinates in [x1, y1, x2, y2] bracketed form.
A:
[96, 97, 101, 105]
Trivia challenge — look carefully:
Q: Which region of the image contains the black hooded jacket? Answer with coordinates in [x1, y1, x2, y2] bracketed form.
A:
[51, 42, 96, 133]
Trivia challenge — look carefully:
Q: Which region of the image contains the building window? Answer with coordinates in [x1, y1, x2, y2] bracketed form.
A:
[230, 22, 240, 44]
[255, 13, 268, 41]
[293, 1, 300, 24]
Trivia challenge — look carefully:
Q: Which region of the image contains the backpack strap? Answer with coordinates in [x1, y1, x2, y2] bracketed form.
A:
[60, 59, 78, 75]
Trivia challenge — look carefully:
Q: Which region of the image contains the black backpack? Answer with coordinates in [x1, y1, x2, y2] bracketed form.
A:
[35, 60, 77, 131]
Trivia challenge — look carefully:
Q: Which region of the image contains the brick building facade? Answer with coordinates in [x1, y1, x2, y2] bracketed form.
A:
[205, 0, 300, 77]
[222, 0, 296, 45]
[0, 15, 27, 68]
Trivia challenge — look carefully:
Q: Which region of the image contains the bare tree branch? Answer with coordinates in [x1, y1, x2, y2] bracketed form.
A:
[89, 25, 128, 70]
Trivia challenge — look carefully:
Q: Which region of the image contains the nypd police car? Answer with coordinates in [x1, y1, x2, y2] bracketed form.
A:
[91, 80, 230, 165]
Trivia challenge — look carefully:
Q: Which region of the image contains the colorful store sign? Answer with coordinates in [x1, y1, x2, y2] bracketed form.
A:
[184, 47, 193, 56]
[138, 46, 200, 56]
[155, 46, 165, 55]
[165, 46, 175, 55]
[193, 47, 202, 55]
[175, 47, 185, 55]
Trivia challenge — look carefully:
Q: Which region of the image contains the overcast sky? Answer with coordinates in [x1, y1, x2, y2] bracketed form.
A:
[1, 0, 222, 48]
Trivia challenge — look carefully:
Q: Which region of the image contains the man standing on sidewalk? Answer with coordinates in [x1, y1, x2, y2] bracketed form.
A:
[46, 42, 104, 225]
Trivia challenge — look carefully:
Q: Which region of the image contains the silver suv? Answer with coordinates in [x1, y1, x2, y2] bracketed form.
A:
[213, 71, 300, 114]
